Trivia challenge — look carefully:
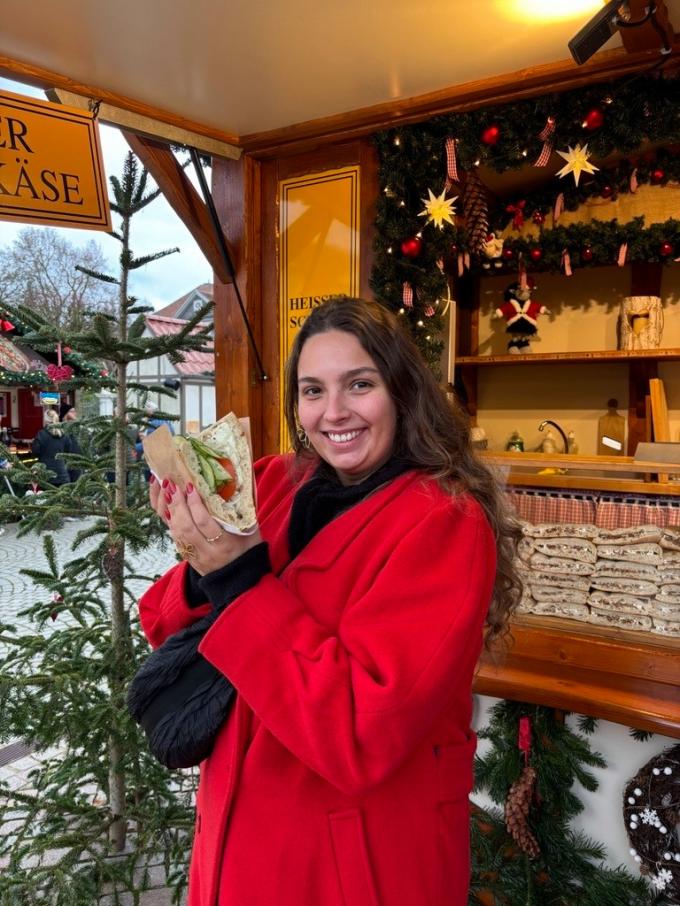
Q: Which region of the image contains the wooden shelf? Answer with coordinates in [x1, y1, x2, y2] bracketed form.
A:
[457, 348, 680, 366]
[475, 616, 680, 738]
[482, 452, 680, 494]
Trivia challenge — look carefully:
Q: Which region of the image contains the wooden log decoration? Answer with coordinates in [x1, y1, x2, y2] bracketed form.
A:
[622, 743, 680, 900]
[619, 296, 663, 351]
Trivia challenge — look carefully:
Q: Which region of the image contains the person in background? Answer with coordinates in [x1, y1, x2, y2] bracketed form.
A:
[59, 400, 82, 483]
[137, 296, 521, 906]
[31, 408, 70, 486]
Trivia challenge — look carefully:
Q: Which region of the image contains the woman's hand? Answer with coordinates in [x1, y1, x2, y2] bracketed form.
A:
[149, 474, 262, 575]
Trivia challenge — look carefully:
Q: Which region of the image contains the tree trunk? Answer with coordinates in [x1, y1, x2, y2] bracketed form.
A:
[108, 213, 131, 852]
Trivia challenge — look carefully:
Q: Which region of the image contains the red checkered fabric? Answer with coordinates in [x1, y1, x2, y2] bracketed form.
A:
[506, 489, 680, 529]
[595, 498, 680, 529]
[506, 490, 596, 525]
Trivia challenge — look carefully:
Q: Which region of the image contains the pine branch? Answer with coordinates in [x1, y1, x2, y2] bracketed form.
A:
[128, 248, 179, 270]
[75, 264, 120, 285]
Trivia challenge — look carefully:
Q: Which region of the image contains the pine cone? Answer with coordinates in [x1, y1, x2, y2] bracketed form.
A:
[504, 764, 540, 858]
[462, 169, 489, 255]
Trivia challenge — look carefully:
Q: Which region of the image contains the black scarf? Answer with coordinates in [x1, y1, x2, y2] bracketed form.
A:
[288, 456, 412, 560]
[128, 456, 412, 769]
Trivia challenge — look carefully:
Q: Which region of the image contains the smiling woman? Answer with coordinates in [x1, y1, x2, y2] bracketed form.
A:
[137, 295, 522, 905]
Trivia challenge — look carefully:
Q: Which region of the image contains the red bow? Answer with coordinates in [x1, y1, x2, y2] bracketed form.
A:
[506, 200, 526, 230]
[0, 319, 15, 332]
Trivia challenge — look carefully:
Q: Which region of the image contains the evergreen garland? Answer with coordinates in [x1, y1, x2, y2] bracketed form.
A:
[370, 74, 680, 363]
[470, 701, 660, 905]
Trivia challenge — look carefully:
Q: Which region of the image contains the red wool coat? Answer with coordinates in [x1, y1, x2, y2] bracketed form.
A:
[139, 455, 496, 906]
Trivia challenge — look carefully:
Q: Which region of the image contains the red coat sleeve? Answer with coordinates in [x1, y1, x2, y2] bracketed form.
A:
[199, 495, 495, 796]
[137, 456, 288, 649]
[138, 561, 211, 649]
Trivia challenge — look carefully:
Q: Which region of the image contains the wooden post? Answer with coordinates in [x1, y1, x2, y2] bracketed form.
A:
[211, 155, 267, 457]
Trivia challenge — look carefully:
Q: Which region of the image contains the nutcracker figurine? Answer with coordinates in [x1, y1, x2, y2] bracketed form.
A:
[494, 281, 547, 353]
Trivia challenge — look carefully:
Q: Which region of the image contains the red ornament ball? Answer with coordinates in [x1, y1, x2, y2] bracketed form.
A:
[502, 246, 515, 260]
[581, 246, 594, 262]
[600, 185, 614, 199]
[532, 210, 545, 226]
[63, 346, 72, 354]
[651, 168, 665, 185]
[400, 236, 423, 258]
[582, 107, 604, 131]
[481, 124, 500, 146]
[529, 247, 543, 262]
[659, 241, 674, 258]
[100, 369, 109, 377]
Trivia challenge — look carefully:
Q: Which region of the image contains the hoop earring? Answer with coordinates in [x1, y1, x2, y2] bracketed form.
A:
[296, 424, 311, 449]
[294, 411, 311, 449]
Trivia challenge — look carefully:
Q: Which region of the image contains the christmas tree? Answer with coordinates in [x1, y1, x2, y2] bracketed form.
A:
[0, 151, 213, 903]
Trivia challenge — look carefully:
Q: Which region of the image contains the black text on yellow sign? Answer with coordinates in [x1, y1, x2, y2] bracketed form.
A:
[0, 89, 111, 231]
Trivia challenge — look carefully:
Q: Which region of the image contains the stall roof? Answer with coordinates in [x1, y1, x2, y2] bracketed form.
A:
[3, 1, 679, 146]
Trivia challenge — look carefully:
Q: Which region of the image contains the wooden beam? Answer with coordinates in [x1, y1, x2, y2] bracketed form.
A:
[122, 132, 233, 286]
[49, 88, 240, 161]
[0, 53, 240, 147]
[240, 41, 680, 158]
[211, 154, 269, 456]
[620, 0, 674, 54]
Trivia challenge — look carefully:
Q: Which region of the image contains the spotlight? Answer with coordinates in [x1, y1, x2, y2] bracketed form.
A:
[568, 1, 624, 65]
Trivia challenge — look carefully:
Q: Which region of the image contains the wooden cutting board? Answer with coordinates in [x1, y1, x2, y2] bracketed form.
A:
[597, 401, 625, 456]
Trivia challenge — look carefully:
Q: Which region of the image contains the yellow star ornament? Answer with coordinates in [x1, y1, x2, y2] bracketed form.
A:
[418, 188, 457, 230]
[556, 143, 599, 187]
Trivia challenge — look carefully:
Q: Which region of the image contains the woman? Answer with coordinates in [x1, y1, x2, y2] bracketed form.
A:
[31, 408, 70, 486]
[138, 296, 521, 906]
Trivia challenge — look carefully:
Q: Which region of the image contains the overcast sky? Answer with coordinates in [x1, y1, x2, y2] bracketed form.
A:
[0, 77, 212, 311]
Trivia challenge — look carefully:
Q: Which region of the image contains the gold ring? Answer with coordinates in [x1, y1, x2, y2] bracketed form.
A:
[204, 530, 224, 544]
[176, 539, 197, 561]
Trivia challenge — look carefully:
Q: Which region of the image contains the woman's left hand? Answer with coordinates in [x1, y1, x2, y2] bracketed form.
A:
[163, 480, 262, 575]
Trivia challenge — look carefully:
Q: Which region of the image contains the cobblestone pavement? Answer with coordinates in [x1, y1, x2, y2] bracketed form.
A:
[0, 517, 177, 635]
[0, 518, 183, 904]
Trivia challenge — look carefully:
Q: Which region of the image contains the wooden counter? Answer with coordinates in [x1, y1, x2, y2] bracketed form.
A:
[472, 452, 680, 738]
[475, 616, 680, 739]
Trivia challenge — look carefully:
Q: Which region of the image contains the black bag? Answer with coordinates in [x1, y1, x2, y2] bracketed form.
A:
[127, 612, 235, 770]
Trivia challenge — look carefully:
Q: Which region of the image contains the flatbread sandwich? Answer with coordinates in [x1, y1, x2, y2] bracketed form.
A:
[142, 412, 257, 534]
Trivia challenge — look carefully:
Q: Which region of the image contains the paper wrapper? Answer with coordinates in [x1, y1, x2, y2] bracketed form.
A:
[142, 419, 258, 536]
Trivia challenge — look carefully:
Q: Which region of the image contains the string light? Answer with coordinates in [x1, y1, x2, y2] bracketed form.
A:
[399, 200, 406, 207]
[393, 136, 401, 147]
[387, 246, 393, 254]
[398, 308, 405, 315]
[417, 320, 424, 327]
[521, 149, 528, 157]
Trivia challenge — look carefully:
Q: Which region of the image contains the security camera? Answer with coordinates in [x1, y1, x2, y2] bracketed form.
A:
[568, 1, 626, 65]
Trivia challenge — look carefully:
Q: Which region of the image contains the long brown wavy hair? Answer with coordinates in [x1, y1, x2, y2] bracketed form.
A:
[283, 296, 522, 645]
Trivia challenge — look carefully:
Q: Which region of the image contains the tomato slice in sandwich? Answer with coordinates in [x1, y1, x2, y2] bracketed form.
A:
[216, 458, 237, 501]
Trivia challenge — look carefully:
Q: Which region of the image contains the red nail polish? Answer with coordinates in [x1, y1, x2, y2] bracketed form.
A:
[168, 480, 176, 493]
[186, 482, 194, 494]
[164, 509, 171, 520]
[149, 474, 156, 484]
[161, 478, 169, 489]
[164, 491, 172, 503]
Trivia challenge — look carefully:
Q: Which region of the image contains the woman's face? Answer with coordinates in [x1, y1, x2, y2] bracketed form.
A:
[297, 329, 397, 485]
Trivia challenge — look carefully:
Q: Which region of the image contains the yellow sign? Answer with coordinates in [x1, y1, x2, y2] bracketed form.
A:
[0, 89, 111, 231]
[278, 166, 360, 447]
